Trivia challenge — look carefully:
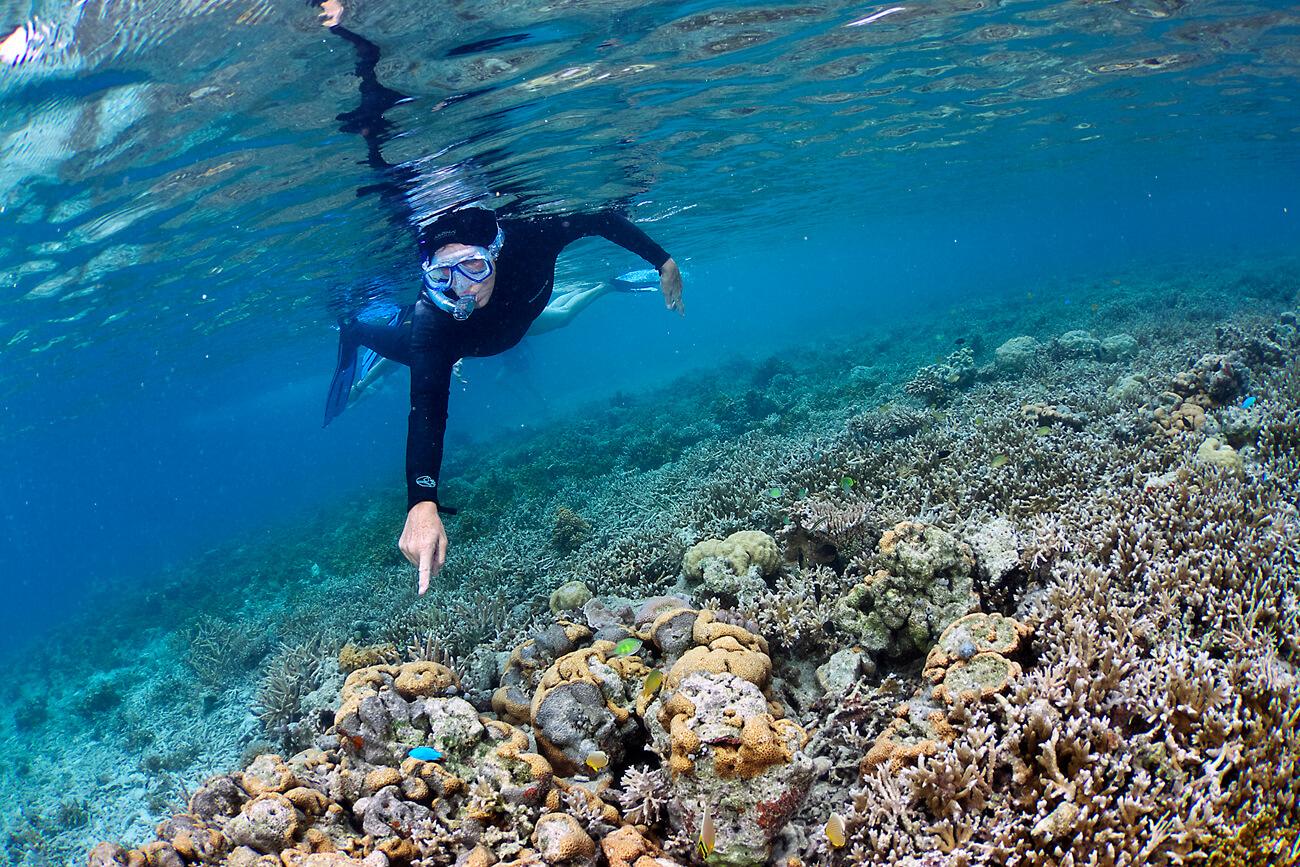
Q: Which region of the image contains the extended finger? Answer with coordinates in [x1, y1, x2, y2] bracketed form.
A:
[418, 547, 431, 595]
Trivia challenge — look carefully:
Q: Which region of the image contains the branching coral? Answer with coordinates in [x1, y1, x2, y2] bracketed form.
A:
[615, 765, 668, 826]
[254, 636, 329, 748]
[185, 613, 264, 687]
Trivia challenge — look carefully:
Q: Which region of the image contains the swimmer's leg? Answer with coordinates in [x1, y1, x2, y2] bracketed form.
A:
[527, 283, 612, 337]
[324, 306, 412, 425]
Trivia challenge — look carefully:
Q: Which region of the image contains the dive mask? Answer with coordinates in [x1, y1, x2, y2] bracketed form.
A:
[421, 227, 505, 321]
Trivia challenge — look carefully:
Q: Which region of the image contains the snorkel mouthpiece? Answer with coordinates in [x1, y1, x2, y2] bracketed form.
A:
[451, 294, 476, 321]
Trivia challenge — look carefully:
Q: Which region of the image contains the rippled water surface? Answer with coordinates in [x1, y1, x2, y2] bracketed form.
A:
[1, 0, 1298, 639]
[3, 1, 1298, 404]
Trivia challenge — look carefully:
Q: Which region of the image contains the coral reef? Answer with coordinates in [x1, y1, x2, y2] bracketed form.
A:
[12, 266, 1300, 867]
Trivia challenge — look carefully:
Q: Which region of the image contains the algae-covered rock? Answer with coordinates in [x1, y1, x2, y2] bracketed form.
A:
[994, 335, 1041, 371]
[649, 672, 812, 866]
[1100, 333, 1138, 361]
[832, 521, 977, 660]
[1055, 329, 1101, 359]
[815, 647, 871, 695]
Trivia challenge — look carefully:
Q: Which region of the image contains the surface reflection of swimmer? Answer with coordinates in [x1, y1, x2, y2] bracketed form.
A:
[315, 4, 684, 594]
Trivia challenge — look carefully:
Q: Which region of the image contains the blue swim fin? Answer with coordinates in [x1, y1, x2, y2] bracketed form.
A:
[613, 268, 661, 291]
[323, 305, 408, 427]
[323, 318, 360, 428]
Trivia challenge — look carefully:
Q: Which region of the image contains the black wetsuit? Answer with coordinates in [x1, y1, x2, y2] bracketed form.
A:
[325, 25, 672, 509]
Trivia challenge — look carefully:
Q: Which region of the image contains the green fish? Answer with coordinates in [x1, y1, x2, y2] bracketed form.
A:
[767, 487, 783, 499]
[990, 454, 1009, 468]
[613, 637, 643, 657]
[840, 476, 856, 490]
[641, 669, 664, 700]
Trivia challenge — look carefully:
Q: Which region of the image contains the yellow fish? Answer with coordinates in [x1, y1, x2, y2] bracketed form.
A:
[642, 669, 664, 700]
[990, 453, 1010, 468]
[826, 812, 847, 848]
[585, 750, 609, 772]
[697, 801, 716, 859]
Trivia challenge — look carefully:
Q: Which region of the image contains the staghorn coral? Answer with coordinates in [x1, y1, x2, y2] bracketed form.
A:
[186, 614, 265, 687]
[255, 636, 331, 750]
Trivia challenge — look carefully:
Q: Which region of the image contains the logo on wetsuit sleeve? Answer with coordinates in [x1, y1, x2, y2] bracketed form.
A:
[415, 476, 438, 489]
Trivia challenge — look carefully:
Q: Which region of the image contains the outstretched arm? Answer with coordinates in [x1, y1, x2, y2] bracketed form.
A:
[399, 303, 458, 593]
[553, 212, 684, 314]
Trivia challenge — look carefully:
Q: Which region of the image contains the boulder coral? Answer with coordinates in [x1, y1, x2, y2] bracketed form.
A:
[683, 530, 780, 583]
[530, 640, 645, 776]
[642, 610, 812, 865]
[993, 334, 1040, 371]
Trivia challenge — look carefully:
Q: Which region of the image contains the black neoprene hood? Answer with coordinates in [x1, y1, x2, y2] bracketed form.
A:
[419, 207, 498, 260]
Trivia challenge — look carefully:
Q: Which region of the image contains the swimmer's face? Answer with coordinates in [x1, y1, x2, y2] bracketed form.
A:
[433, 243, 497, 308]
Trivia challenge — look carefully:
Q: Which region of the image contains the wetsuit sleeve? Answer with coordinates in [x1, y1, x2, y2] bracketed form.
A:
[551, 212, 672, 270]
[406, 303, 456, 509]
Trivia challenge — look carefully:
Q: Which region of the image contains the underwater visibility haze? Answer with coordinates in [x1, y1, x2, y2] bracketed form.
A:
[1, 0, 1299, 864]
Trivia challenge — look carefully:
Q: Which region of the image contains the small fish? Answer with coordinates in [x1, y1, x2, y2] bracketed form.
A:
[408, 746, 443, 762]
[990, 454, 1010, 469]
[642, 669, 665, 700]
[613, 637, 643, 657]
[826, 812, 847, 848]
[954, 337, 966, 346]
[934, 448, 952, 461]
[1090, 303, 1100, 313]
[798, 487, 809, 498]
[348, 735, 364, 750]
[767, 487, 783, 499]
[697, 802, 716, 859]
[1036, 426, 1051, 436]
[1026, 291, 1035, 300]
[310, 563, 321, 578]
[840, 476, 856, 490]
[1241, 396, 1257, 409]
[585, 750, 609, 772]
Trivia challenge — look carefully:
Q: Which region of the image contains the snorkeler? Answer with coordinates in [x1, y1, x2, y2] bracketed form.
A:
[316, 6, 683, 594]
[345, 269, 667, 405]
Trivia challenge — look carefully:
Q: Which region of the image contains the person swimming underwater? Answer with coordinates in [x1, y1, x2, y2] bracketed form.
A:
[316, 6, 683, 594]
[343, 268, 671, 407]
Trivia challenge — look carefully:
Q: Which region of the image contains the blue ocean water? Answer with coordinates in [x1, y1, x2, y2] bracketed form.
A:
[0, 0, 1299, 861]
